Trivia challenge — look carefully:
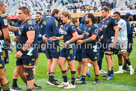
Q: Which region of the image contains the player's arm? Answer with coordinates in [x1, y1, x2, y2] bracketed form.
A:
[2, 27, 11, 43]
[49, 36, 64, 41]
[78, 33, 84, 39]
[67, 31, 78, 44]
[22, 30, 35, 51]
[99, 28, 103, 31]
[82, 34, 97, 43]
[8, 24, 19, 32]
[53, 20, 63, 37]
[113, 26, 119, 44]
[99, 35, 103, 42]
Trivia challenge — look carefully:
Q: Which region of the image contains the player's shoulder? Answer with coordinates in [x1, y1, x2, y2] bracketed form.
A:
[26, 19, 34, 25]
[0, 14, 7, 21]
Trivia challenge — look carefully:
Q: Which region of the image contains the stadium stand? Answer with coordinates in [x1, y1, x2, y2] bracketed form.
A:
[4, 0, 136, 16]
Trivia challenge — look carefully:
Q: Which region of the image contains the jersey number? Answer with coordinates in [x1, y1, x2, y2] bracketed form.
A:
[93, 45, 97, 52]
[27, 47, 34, 56]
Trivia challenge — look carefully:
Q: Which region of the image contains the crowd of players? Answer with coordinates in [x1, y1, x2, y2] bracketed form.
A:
[0, 0, 135, 91]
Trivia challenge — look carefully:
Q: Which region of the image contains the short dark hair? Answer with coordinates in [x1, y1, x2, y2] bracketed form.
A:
[86, 13, 96, 24]
[36, 12, 42, 15]
[101, 6, 109, 12]
[51, 9, 60, 16]
[113, 11, 120, 16]
[62, 11, 71, 19]
[18, 6, 30, 15]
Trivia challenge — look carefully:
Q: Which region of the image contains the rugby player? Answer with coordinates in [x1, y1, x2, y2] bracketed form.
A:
[97, 17, 107, 74]
[100, 6, 119, 80]
[76, 13, 99, 85]
[15, 6, 38, 91]
[66, 17, 84, 80]
[45, 9, 62, 85]
[123, 13, 134, 71]
[0, 1, 10, 91]
[50, 11, 78, 89]
[113, 12, 134, 75]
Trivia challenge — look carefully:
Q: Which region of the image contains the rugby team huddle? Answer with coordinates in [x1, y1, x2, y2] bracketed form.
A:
[0, 1, 135, 91]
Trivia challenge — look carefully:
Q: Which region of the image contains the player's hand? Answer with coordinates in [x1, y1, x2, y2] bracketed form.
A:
[41, 43, 45, 50]
[112, 41, 116, 47]
[15, 51, 23, 58]
[63, 42, 68, 48]
[42, 34, 48, 42]
[13, 36, 18, 41]
[49, 36, 58, 41]
[77, 40, 83, 44]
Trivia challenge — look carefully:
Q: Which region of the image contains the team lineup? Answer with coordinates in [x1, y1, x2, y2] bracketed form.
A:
[0, 1, 135, 91]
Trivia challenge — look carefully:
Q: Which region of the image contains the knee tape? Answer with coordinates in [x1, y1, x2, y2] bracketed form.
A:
[24, 68, 34, 81]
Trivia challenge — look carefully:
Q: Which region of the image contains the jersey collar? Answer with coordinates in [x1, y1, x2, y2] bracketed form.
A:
[105, 16, 110, 21]
[65, 22, 70, 27]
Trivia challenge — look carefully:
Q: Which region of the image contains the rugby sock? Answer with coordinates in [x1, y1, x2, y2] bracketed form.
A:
[123, 62, 127, 68]
[81, 75, 86, 81]
[119, 63, 122, 71]
[0, 87, 1, 91]
[108, 70, 111, 76]
[62, 70, 67, 82]
[71, 71, 76, 85]
[111, 67, 113, 74]
[129, 65, 133, 70]
[126, 59, 131, 65]
[12, 79, 18, 87]
[49, 72, 54, 82]
[95, 75, 99, 81]
[2, 82, 10, 91]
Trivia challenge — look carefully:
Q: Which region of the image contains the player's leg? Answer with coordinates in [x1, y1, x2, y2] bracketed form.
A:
[58, 57, 69, 88]
[48, 58, 58, 85]
[0, 53, 10, 91]
[11, 58, 26, 91]
[47, 58, 52, 74]
[23, 58, 36, 91]
[11, 68, 20, 91]
[98, 47, 106, 74]
[122, 53, 134, 75]
[77, 61, 82, 80]
[0, 69, 10, 91]
[86, 62, 92, 77]
[64, 60, 76, 89]
[104, 51, 112, 80]
[66, 64, 70, 72]
[110, 56, 114, 76]
[81, 58, 89, 83]
[33, 53, 41, 90]
[114, 54, 123, 74]
[24, 66, 35, 91]
[91, 60, 99, 84]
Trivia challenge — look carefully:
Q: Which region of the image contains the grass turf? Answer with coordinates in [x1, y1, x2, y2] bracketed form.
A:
[5, 39, 136, 91]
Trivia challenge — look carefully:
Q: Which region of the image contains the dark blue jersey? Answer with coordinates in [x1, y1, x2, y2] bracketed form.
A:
[83, 24, 98, 53]
[97, 22, 103, 43]
[14, 20, 22, 36]
[76, 26, 83, 52]
[63, 22, 77, 43]
[0, 14, 8, 40]
[125, 20, 133, 38]
[36, 19, 46, 44]
[17, 19, 38, 59]
[102, 17, 118, 44]
[45, 16, 62, 45]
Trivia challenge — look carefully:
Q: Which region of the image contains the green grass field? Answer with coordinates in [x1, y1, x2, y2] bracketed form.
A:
[5, 39, 136, 91]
